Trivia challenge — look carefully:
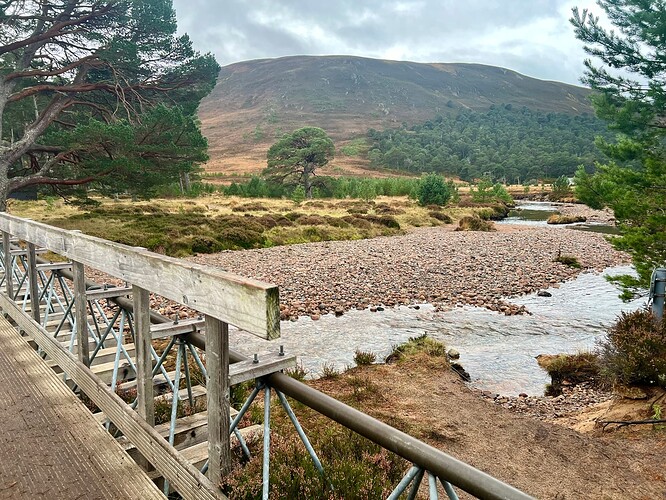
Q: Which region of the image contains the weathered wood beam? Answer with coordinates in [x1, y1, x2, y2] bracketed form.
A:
[0, 213, 280, 340]
[205, 315, 230, 489]
[134, 285, 154, 427]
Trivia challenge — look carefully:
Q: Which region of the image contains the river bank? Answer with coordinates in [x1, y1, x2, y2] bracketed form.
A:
[191, 224, 629, 320]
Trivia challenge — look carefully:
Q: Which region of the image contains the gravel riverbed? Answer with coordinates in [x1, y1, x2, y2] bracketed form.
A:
[191, 225, 629, 320]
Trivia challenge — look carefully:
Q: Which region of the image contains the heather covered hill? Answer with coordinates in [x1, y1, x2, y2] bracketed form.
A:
[198, 55, 595, 176]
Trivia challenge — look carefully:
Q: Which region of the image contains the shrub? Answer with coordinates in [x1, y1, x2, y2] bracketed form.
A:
[428, 211, 452, 223]
[231, 202, 269, 212]
[295, 215, 328, 226]
[598, 309, 666, 387]
[539, 352, 601, 396]
[320, 363, 340, 380]
[554, 254, 581, 268]
[417, 173, 453, 206]
[354, 350, 377, 366]
[455, 216, 495, 232]
[285, 363, 308, 381]
[547, 214, 586, 224]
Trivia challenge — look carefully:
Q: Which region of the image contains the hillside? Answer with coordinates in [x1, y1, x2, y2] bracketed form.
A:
[198, 55, 594, 177]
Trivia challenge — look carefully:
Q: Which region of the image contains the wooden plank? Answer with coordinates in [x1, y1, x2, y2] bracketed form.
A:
[229, 352, 297, 386]
[27, 242, 40, 324]
[0, 213, 279, 339]
[73, 261, 89, 367]
[134, 285, 155, 427]
[0, 294, 226, 500]
[205, 315, 231, 488]
[151, 318, 205, 339]
[86, 286, 133, 300]
[2, 231, 13, 298]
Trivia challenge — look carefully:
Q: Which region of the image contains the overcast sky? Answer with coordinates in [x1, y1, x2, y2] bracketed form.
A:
[172, 0, 600, 87]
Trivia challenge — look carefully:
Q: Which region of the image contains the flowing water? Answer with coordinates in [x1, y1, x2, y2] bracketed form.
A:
[229, 203, 640, 396]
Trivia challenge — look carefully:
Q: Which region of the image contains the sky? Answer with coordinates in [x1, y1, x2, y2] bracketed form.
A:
[172, 0, 602, 87]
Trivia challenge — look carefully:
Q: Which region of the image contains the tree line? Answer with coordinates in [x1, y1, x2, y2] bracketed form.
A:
[365, 106, 611, 183]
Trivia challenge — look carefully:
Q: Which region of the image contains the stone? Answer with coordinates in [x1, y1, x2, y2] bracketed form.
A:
[447, 348, 460, 360]
[537, 290, 552, 297]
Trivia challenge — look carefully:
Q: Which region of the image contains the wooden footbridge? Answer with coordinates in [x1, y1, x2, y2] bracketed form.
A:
[0, 213, 533, 499]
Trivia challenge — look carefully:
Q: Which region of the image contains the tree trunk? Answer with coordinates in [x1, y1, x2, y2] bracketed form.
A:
[304, 164, 313, 199]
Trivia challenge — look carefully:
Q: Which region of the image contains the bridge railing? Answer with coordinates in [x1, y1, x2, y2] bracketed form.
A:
[0, 212, 533, 500]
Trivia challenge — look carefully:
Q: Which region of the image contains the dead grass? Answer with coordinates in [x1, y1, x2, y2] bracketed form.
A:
[7, 195, 497, 256]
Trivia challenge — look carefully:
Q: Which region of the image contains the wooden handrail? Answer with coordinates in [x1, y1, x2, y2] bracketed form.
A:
[0, 213, 280, 340]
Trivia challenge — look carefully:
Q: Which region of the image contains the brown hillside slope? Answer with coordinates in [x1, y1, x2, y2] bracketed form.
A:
[199, 55, 593, 176]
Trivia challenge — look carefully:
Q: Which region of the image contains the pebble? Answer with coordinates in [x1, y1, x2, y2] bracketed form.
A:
[190, 226, 628, 321]
[477, 382, 613, 421]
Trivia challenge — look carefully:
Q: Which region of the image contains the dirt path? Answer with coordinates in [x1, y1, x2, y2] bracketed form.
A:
[312, 355, 666, 499]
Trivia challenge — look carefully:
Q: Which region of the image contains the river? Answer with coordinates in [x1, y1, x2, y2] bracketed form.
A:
[229, 202, 643, 396]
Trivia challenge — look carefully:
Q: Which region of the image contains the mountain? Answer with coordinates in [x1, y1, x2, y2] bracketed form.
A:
[198, 55, 594, 177]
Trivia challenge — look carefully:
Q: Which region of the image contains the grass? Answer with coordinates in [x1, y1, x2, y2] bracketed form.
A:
[386, 334, 448, 363]
[538, 351, 601, 396]
[8, 195, 505, 256]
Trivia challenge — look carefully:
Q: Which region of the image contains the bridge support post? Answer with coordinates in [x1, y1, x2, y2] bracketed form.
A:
[133, 285, 155, 426]
[205, 315, 231, 488]
[72, 261, 89, 367]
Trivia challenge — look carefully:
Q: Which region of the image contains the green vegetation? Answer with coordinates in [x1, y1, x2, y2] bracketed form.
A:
[540, 352, 600, 396]
[224, 175, 420, 200]
[339, 138, 369, 156]
[598, 310, 666, 388]
[0, 1, 219, 209]
[416, 173, 455, 206]
[571, 1, 666, 295]
[366, 106, 609, 183]
[549, 175, 573, 201]
[469, 178, 513, 204]
[265, 127, 335, 199]
[385, 334, 447, 363]
[353, 350, 377, 366]
[554, 254, 582, 268]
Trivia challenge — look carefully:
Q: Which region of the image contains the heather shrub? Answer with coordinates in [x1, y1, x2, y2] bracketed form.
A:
[353, 350, 377, 366]
[598, 309, 666, 387]
[455, 216, 495, 232]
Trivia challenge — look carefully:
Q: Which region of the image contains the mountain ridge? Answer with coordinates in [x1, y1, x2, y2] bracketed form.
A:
[198, 55, 594, 176]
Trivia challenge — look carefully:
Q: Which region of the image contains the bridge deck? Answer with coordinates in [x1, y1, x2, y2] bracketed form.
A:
[0, 315, 164, 499]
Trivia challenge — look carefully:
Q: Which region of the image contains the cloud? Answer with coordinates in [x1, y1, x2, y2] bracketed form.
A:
[172, 0, 601, 85]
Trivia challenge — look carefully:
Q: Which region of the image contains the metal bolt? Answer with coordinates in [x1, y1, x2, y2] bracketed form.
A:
[253, 353, 259, 364]
[279, 345, 284, 356]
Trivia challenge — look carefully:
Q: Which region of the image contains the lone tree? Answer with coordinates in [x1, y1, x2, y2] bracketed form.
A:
[0, 1, 219, 209]
[571, 1, 666, 295]
[264, 127, 334, 199]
